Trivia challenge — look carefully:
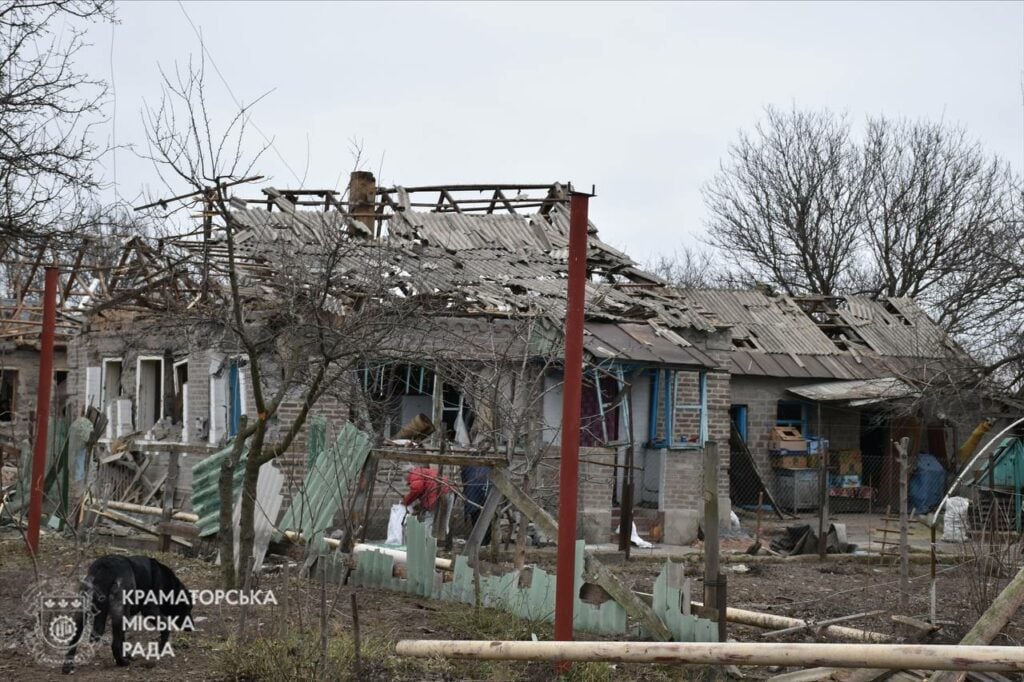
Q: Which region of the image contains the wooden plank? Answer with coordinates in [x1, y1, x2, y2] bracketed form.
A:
[133, 442, 222, 454]
[763, 610, 887, 639]
[704, 442, 725, 641]
[373, 449, 508, 468]
[93, 508, 192, 548]
[897, 437, 910, 611]
[158, 451, 180, 552]
[488, 467, 673, 642]
[463, 486, 503, 559]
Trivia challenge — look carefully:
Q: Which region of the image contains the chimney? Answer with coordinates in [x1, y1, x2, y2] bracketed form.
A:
[348, 171, 377, 234]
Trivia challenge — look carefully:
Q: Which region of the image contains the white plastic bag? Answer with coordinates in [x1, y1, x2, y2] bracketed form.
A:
[614, 521, 654, 549]
[386, 503, 407, 545]
[942, 497, 969, 542]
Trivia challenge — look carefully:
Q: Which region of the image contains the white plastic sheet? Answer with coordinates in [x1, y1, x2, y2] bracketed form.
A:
[386, 503, 407, 545]
[942, 496, 969, 542]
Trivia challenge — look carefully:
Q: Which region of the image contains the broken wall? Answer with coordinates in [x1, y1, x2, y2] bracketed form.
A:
[0, 346, 69, 445]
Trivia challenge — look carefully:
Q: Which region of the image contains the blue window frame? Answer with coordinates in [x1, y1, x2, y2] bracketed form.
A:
[731, 405, 748, 441]
[648, 368, 707, 449]
[776, 400, 809, 436]
[227, 359, 242, 437]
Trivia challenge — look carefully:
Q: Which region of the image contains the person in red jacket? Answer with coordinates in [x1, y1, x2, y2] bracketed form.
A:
[402, 466, 454, 537]
[402, 466, 446, 512]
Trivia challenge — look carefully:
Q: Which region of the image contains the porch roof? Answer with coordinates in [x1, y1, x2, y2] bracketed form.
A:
[787, 377, 917, 405]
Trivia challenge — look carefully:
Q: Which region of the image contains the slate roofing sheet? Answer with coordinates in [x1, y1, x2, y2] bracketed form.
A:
[676, 289, 840, 355]
[194, 192, 967, 380]
[584, 322, 717, 369]
[788, 377, 917, 403]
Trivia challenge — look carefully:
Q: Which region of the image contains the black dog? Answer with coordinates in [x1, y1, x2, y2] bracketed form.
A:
[62, 555, 193, 673]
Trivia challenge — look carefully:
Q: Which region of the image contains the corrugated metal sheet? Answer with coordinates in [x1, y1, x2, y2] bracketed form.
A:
[274, 423, 372, 554]
[787, 377, 915, 403]
[342, 516, 714, 640]
[190, 444, 249, 538]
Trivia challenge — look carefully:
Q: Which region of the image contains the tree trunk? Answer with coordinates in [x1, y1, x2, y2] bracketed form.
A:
[218, 435, 246, 588]
[236, 451, 262, 586]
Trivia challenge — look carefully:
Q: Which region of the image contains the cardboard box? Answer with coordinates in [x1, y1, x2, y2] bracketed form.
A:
[769, 426, 808, 453]
[771, 454, 809, 469]
[836, 449, 862, 476]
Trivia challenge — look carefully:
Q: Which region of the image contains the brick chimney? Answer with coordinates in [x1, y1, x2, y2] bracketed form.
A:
[348, 171, 377, 234]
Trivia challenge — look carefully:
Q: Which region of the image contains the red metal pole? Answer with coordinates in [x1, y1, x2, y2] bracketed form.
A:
[25, 267, 59, 555]
[554, 193, 589, 645]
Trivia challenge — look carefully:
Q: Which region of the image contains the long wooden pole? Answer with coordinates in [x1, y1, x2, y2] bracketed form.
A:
[395, 640, 1024, 671]
[554, 192, 589, 644]
[928, 564, 1024, 682]
[690, 600, 891, 643]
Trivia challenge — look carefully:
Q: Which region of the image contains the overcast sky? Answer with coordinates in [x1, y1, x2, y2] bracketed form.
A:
[81, 1, 1024, 262]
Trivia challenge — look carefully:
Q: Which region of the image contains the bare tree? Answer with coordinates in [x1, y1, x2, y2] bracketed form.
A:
[703, 106, 865, 296]
[0, 1, 114, 252]
[861, 117, 1017, 335]
[703, 106, 1024, 392]
[140, 57, 433, 587]
[647, 246, 723, 289]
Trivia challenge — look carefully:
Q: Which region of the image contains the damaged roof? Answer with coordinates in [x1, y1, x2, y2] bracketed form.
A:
[166, 183, 720, 369]
[675, 288, 970, 380]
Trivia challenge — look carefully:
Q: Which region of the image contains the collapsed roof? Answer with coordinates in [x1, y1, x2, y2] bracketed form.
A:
[156, 181, 720, 369]
[673, 288, 971, 381]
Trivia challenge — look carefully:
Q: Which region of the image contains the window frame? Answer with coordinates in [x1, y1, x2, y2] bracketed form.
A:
[647, 368, 707, 450]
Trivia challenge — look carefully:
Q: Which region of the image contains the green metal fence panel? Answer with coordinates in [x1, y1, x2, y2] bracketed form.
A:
[344, 516, 715, 641]
[190, 443, 248, 537]
[274, 423, 372, 554]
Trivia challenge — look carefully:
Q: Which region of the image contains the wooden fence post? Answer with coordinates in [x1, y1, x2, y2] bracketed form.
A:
[159, 450, 180, 553]
[896, 436, 910, 611]
[703, 441, 726, 641]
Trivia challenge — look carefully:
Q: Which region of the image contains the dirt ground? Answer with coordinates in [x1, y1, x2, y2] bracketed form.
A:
[1, 528, 1022, 681]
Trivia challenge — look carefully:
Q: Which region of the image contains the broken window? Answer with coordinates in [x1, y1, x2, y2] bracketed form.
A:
[173, 360, 189, 439]
[53, 371, 68, 419]
[209, 355, 246, 443]
[361, 365, 473, 442]
[136, 357, 164, 432]
[648, 368, 707, 449]
[0, 370, 15, 422]
[102, 359, 123, 407]
[580, 372, 621, 447]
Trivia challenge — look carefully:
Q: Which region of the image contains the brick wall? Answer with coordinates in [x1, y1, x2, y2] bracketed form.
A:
[659, 369, 731, 511]
[0, 346, 70, 444]
[728, 374, 861, 502]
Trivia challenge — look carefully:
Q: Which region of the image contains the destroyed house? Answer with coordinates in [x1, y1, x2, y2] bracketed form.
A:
[672, 288, 981, 515]
[0, 240, 108, 446]
[66, 176, 730, 541]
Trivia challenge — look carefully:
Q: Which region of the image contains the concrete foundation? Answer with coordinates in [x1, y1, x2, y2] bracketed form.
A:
[662, 509, 700, 545]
